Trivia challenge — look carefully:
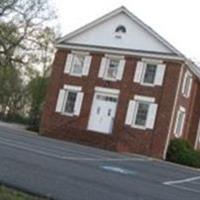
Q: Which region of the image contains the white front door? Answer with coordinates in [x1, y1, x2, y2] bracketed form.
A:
[88, 93, 118, 134]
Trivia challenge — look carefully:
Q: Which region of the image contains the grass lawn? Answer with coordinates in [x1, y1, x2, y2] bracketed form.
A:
[0, 185, 47, 200]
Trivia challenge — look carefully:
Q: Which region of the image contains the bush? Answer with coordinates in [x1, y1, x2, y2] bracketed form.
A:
[0, 113, 29, 125]
[166, 139, 200, 168]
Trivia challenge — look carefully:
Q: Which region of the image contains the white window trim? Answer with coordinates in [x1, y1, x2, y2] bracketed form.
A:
[103, 60, 118, 81]
[69, 54, 86, 77]
[56, 85, 83, 117]
[131, 102, 147, 130]
[182, 71, 193, 98]
[95, 87, 120, 95]
[64, 51, 91, 77]
[140, 63, 157, 86]
[141, 58, 163, 64]
[105, 54, 124, 60]
[100, 55, 125, 82]
[174, 106, 186, 137]
[134, 59, 166, 87]
[61, 91, 76, 116]
[128, 95, 157, 130]
[63, 85, 82, 91]
[194, 118, 200, 150]
[71, 50, 89, 56]
[134, 95, 155, 103]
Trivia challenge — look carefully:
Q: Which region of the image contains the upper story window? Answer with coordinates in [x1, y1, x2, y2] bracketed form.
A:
[115, 25, 126, 33]
[182, 70, 193, 98]
[98, 55, 126, 81]
[71, 54, 85, 75]
[125, 95, 158, 130]
[64, 51, 92, 77]
[174, 106, 186, 137]
[55, 85, 84, 117]
[143, 64, 157, 84]
[134, 59, 166, 87]
[105, 59, 120, 80]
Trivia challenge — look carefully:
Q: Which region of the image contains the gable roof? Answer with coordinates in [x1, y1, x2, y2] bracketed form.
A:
[57, 6, 200, 80]
[57, 6, 183, 57]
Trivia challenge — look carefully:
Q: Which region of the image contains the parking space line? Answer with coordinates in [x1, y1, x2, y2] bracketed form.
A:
[170, 184, 200, 194]
[163, 176, 200, 185]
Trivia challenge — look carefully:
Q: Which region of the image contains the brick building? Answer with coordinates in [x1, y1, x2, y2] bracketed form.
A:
[40, 6, 200, 159]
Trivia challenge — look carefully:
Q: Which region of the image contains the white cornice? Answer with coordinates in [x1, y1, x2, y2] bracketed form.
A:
[56, 44, 184, 62]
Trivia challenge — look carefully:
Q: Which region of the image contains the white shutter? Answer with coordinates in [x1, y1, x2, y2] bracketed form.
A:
[74, 92, 84, 116]
[134, 61, 144, 83]
[55, 89, 65, 113]
[98, 57, 107, 78]
[146, 103, 158, 129]
[64, 54, 73, 74]
[125, 100, 136, 125]
[82, 56, 92, 76]
[116, 59, 126, 80]
[155, 64, 166, 86]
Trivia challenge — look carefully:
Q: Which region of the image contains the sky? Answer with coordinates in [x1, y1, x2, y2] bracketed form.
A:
[52, 0, 200, 64]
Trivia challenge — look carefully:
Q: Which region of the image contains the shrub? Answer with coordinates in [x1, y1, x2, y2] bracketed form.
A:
[166, 139, 200, 168]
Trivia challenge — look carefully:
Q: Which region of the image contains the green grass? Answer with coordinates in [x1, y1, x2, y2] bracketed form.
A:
[0, 185, 47, 200]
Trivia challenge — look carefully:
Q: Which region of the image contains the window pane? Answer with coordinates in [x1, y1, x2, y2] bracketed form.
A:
[143, 64, 157, 84]
[183, 75, 191, 96]
[64, 91, 77, 113]
[135, 102, 149, 126]
[106, 59, 119, 79]
[176, 112, 185, 135]
[71, 55, 85, 74]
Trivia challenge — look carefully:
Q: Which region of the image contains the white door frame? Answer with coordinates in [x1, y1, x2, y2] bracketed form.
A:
[87, 89, 119, 134]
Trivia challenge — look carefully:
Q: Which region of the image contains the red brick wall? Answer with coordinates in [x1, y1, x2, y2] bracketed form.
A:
[40, 49, 183, 159]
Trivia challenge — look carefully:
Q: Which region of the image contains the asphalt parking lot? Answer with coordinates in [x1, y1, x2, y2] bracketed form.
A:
[0, 124, 199, 200]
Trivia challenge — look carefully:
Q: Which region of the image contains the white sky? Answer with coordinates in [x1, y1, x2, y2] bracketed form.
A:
[52, 0, 200, 63]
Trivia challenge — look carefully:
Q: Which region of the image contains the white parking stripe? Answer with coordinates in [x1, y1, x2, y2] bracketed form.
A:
[163, 176, 200, 185]
[170, 184, 200, 194]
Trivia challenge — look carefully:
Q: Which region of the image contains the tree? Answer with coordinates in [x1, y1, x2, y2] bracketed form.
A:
[27, 75, 49, 131]
[0, 0, 57, 125]
[0, 0, 56, 68]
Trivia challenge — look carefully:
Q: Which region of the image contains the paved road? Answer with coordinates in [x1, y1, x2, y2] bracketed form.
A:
[0, 125, 200, 200]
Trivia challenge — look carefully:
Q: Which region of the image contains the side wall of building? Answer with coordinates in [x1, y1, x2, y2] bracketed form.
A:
[40, 49, 182, 158]
[169, 66, 200, 149]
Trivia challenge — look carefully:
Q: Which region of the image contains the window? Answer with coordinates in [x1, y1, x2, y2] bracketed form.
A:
[182, 71, 192, 98]
[174, 106, 186, 137]
[71, 55, 85, 75]
[64, 91, 77, 114]
[134, 60, 166, 87]
[55, 85, 84, 116]
[125, 95, 158, 130]
[134, 102, 150, 127]
[105, 59, 120, 80]
[98, 56, 126, 81]
[143, 64, 157, 84]
[114, 25, 126, 39]
[64, 52, 92, 76]
[115, 25, 126, 33]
